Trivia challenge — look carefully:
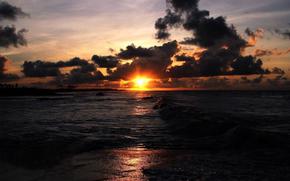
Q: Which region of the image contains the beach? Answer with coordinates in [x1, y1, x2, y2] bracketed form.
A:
[1, 91, 290, 180]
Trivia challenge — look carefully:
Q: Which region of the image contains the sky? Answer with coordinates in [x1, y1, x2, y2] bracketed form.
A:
[0, 0, 290, 89]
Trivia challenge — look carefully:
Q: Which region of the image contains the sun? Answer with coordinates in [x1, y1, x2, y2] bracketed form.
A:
[133, 77, 151, 90]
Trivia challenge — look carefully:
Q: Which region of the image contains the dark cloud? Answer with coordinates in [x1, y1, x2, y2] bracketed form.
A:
[91, 55, 119, 68]
[254, 49, 274, 57]
[155, 10, 182, 39]
[272, 67, 285, 75]
[183, 16, 245, 49]
[60, 65, 104, 85]
[245, 28, 264, 46]
[237, 75, 290, 89]
[118, 44, 154, 59]
[73, 63, 96, 73]
[0, 1, 29, 21]
[0, 2, 29, 48]
[168, 61, 197, 78]
[0, 73, 19, 81]
[0, 55, 19, 81]
[274, 75, 287, 81]
[159, 77, 231, 89]
[240, 75, 264, 85]
[245, 28, 255, 37]
[155, 0, 246, 49]
[169, 55, 269, 78]
[275, 29, 290, 39]
[240, 76, 251, 84]
[192, 77, 230, 89]
[167, 77, 231, 90]
[63, 71, 104, 85]
[0, 55, 7, 76]
[109, 41, 178, 80]
[252, 75, 264, 84]
[22, 57, 92, 77]
[197, 48, 238, 76]
[155, 31, 171, 40]
[22, 57, 105, 85]
[175, 54, 195, 62]
[56, 57, 89, 67]
[22, 60, 61, 77]
[267, 75, 289, 87]
[231, 56, 268, 75]
[108, 48, 115, 53]
[0, 26, 27, 48]
[245, 28, 264, 37]
[167, 0, 199, 12]
[154, 0, 272, 79]
[254, 48, 290, 57]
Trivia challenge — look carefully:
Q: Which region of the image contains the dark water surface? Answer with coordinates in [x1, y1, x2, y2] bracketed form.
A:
[1, 91, 290, 180]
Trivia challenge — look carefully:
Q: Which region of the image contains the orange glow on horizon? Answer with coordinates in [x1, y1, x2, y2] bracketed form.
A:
[133, 77, 151, 90]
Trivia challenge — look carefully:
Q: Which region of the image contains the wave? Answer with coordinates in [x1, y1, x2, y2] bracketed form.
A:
[154, 97, 290, 155]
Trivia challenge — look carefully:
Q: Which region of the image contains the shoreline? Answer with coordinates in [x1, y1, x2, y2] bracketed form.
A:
[1, 87, 290, 97]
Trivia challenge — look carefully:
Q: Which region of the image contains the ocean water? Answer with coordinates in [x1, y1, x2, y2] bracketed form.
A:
[1, 91, 290, 180]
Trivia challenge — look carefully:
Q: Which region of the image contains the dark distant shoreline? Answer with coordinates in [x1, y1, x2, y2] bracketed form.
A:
[0, 87, 117, 96]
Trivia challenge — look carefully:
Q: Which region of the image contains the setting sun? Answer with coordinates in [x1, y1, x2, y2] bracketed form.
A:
[133, 77, 151, 90]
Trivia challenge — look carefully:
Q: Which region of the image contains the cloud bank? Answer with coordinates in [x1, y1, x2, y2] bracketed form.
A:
[22, 57, 104, 84]
[155, 0, 269, 78]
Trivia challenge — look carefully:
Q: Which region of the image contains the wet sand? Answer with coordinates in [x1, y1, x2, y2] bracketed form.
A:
[1, 147, 290, 181]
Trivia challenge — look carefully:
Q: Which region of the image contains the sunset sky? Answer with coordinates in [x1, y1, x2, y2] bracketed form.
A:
[1, 0, 290, 89]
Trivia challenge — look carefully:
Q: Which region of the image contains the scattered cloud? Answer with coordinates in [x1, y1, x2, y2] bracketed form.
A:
[91, 55, 119, 69]
[0, 1, 28, 48]
[0, 1, 29, 21]
[0, 26, 27, 48]
[109, 41, 178, 80]
[254, 48, 290, 57]
[245, 28, 264, 46]
[274, 29, 290, 39]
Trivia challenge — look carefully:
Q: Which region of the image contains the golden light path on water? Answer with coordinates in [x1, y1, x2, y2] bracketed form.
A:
[69, 92, 165, 180]
[106, 92, 161, 180]
[107, 148, 164, 180]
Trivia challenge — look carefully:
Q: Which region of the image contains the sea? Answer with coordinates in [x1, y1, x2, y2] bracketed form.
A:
[0, 91, 290, 180]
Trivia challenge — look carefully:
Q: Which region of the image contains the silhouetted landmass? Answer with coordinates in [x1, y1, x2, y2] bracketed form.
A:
[0, 87, 57, 96]
[57, 88, 117, 93]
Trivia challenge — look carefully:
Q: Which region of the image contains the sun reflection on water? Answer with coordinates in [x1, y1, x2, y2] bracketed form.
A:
[131, 92, 154, 116]
[108, 147, 164, 180]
